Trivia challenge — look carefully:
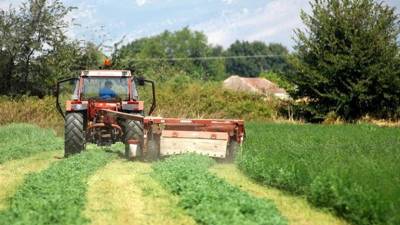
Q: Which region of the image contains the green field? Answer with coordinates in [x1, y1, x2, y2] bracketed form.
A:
[239, 123, 400, 225]
[0, 123, 398, 225]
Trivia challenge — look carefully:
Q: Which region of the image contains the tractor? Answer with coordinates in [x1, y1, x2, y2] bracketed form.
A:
[56, 69, 245, 160]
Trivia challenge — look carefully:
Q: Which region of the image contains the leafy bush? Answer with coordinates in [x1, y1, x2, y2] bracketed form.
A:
[152, 154, 287, 225]
[0, 150, 113, 225]
[0, 123, 63, 163]
[238, 123, 400, 225]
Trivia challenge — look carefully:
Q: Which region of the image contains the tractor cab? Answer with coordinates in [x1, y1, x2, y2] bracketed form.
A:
[78, 70, 138, 101]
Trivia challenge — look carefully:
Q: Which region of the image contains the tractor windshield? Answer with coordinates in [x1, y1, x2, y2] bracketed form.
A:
[81, 77, 137, 101]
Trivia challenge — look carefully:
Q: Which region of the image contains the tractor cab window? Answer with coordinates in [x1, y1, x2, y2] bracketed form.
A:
[81, 77, 130, 100]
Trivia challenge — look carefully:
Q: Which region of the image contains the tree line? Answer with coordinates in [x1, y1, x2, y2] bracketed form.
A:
[1, 0, 399, 120]
[111, 28, 290, 81]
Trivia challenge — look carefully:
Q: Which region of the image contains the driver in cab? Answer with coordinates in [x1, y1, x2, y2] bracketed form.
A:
[99, 80, 117, 99]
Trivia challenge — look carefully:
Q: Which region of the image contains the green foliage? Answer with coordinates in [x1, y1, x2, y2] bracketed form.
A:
[260, 71, 295, 92]
[0, 0, 72, 95]
[0, 85, 283, 136]
[0, 96, 64, 134]
[44, 41, 105, 84]
[289, 0, 400, 120]
[0, 1, 104, 96]
[0, 123, 62, 163]
[0, 150, 113, 225]
[226, 41, 290, 77]
[112, 28, 226, 81]
[238, 123, 400, 225]
[139, 80, 281, 120]
[152, 154, 287, 225]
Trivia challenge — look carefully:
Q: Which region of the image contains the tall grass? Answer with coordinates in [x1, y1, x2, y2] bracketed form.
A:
[0, 82, 282, 135]
[140, 81, 281, 120]
[238, 123, 400, 225]
[0, 96, 63, 134]
[0, 123, 63, 163]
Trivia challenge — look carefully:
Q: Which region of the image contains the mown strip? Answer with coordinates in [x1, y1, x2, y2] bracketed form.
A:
[85, 161, 196, 225]
[211, 164, 348, 225]
[0, 150, 114, 225]
[0, 123, 63, 163]
[152, 154, 287, 225]
[238, 123, 400, 225]
[0, 151, 62, 211]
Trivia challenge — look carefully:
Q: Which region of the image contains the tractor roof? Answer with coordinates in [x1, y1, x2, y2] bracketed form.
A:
[81, 70, 132, 77]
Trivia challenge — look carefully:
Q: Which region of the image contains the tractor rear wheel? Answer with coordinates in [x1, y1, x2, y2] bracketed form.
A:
[145, 133, 160, 161]
[226, 139, 240, 162]
[65, 112, 85, 157]
[123, 120, 144, 160]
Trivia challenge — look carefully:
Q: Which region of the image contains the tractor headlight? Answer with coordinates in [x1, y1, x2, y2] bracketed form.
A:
[75, 104, 82, 110]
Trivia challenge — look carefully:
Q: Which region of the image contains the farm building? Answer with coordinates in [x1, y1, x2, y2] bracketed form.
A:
[223, 75, 289, 100]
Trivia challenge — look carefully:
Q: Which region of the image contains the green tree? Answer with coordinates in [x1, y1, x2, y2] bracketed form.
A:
[288, 0, 400, 120]
[0, 0, 73, 96]
[112, 28, 226, 81]
[43, 41, 104, 88]
[225, 41, 289, 77]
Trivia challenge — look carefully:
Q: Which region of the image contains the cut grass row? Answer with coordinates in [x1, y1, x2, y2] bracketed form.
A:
[238, 123, 400, 225]
[85, 160, 196, 225]
[152, 154, 287, 225]
[210, 164, 348, 225]
[0, 150, 114, 225]
[0, 123, 63, 163]
[0, 151, 62, 211]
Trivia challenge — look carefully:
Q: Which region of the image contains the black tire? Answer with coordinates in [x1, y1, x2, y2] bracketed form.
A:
[65, 112, 85, 157]
[123, 120, 144, 160]
[145, 134, 160, 161]
[226, 139, 240, 162]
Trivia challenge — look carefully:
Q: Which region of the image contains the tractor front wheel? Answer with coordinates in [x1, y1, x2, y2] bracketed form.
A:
[64, 112, 85, 157]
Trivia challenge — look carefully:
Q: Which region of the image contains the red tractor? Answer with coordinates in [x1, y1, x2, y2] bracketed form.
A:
[56, 70, 245, 160]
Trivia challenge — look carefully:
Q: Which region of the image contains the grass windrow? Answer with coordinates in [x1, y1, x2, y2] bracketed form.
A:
[0, 149, 114, 225]
[152, 154, 287, 225]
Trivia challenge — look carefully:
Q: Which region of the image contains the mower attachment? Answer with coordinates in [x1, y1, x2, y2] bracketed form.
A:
[144, 117, 245, 158]
[101, 109, 245, 158]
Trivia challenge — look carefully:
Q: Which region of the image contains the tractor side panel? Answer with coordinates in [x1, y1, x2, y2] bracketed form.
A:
[159, 130, 228, 158]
